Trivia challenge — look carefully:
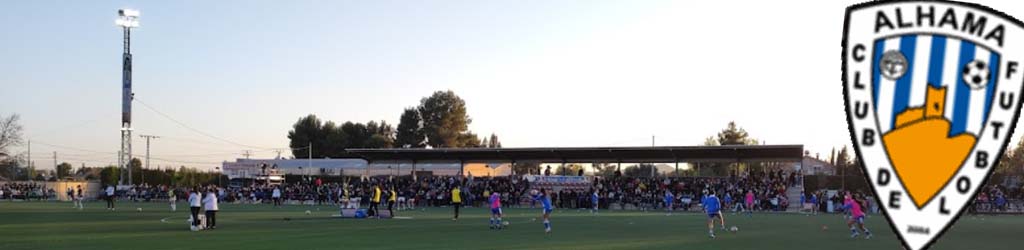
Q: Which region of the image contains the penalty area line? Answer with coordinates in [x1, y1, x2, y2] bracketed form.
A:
[160, 216, 184, 224]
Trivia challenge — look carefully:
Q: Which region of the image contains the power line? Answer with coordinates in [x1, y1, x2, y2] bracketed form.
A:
[25, 115, 110, 138]
[30, 141, 118, 155]
[134, 98, 290, 150]
[146, 156, 222, 165]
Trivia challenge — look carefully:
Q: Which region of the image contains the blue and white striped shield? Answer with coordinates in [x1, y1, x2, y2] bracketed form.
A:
[872, 35, 1000, 137]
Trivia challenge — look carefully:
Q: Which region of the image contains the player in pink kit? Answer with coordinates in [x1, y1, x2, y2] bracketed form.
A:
[843, 193, 872, 239]
[489, 191, 504, 229]
[744, 190, 755, 216]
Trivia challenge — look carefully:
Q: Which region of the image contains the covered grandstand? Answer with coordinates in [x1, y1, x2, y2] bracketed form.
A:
[223, 145, 804, 179]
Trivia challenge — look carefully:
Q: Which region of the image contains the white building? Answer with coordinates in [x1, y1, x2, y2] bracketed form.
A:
[221, 158, 503, 179]
[798, 156, 837, 176]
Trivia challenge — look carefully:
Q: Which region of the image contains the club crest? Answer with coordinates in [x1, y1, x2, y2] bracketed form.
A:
[842, 1, 1024, 249]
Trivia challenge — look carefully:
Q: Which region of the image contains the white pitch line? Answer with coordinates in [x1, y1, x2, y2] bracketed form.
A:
[160, 216, 183, 224]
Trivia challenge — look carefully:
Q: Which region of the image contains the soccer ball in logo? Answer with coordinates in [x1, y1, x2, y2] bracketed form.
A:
[963, 60, 990, 90]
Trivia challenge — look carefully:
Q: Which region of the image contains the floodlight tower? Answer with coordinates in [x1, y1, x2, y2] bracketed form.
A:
[116, 9, 139, 185]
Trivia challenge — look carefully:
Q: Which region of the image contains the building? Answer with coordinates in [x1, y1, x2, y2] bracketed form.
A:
[221, 158, 479, 179]
[798, 156, 837, 175]
[223, 145, 805, 179]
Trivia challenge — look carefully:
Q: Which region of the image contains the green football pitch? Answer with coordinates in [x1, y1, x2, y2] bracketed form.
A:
[0, 201, 1019, 250]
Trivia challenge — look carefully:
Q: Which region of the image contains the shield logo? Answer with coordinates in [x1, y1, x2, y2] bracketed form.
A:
[843, 1, 1024, 249]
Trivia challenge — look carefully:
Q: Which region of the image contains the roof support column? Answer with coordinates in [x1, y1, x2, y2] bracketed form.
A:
[366, 160, 372, 178]
[674, 160, 679, 177]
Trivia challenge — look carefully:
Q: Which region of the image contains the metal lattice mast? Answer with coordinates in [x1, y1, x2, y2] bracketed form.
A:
[117, 9, 139, 186]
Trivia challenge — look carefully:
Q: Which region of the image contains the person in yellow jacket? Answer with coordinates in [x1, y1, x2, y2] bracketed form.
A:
[451, 185, 462, 221]
[388, 187, 397, 217]
[370, 184, 382, 218]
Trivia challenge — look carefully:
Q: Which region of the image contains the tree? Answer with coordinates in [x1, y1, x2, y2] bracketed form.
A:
[836, 146, 852, 174]
[717, 121, 750, 145]
[458, 131, 481, 148]
[130, 158, 143, 185]
[395, 108, 425, 148]
[486, 133, 502, 148]
[56, 162, 72, 179]
[322, 121, 348, 158]
[365, 120, 394, 148]
[592, 163, 619, 177]
[555, 163, 585, 176]
[418, 90, 473, 148]
[997, 135, 1024, 175]
[340, 121, 369, 148]
[288, 114, 324, 158]
[100, 166, 120, 186]
[624, 164, 659, 177]
[365, 134, 394, 148]
[0, 114, 23, 156]
[512, 162, 540, 175]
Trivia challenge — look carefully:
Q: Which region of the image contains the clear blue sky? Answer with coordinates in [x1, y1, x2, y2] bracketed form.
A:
[3, 0, 1022, 170]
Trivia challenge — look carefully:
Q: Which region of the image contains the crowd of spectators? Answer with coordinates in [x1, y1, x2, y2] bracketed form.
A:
[972, 184, 1023, 213]
[35, 169, 1024, 215]
[577, 170, 799, 212]
[190, 169, 803, 214]
[0, 183, 57, 201]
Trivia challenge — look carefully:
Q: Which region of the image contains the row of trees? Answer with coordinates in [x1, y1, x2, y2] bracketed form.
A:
[288, 116, 397, 158]
[288, 90, 501, 159]
[2, 160, 222, 187]
[692, 121, 767, 176]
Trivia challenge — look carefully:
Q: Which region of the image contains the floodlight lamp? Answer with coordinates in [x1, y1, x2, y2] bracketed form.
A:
[119, 9, 140, 18]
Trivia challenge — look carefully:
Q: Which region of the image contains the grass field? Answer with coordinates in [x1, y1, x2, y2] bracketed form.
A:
[0, 201, 1020, 250]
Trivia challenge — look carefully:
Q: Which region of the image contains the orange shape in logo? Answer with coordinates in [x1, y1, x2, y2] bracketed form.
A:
[882, 85, 976, 208]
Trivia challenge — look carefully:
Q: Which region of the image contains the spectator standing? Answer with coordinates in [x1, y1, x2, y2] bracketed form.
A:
[272, 186, 282, 207]
[105, 185, 116, 211]
[188, 188, 201, 228]
[74, 185, 84, 210]
[203, 188, 219, 230]
[168, 188, 177, 212]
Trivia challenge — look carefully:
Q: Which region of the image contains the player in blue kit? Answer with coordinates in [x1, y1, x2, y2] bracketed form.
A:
[531, 189, 553, 233]
[664, 190, 675, 216]
[703, 190, 725, 238]
[591, 190, 600, 214]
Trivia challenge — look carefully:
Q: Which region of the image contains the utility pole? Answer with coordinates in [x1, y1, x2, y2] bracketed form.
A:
[652, 135, 655, 147]
[242, 150, 252, 159]
[53, 151, 57, 174]
[307, 142, 312, 182]
[140, 135, 159, 186]
[26, 140, 30, 178]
